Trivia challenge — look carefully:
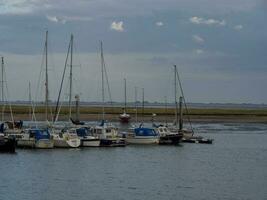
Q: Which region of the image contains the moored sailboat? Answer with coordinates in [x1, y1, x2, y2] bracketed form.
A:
[17, 128, 54, 149]
[52, 34, 81, 148]
[119, 78, 131, 123]
[125, 126, 159, 144]
[93, 41, 126, 147]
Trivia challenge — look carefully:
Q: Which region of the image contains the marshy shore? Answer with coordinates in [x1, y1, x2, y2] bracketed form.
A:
[2, 105, 267, 123]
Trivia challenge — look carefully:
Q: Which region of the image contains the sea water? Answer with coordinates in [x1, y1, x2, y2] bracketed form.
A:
[0, 122, 266, 200]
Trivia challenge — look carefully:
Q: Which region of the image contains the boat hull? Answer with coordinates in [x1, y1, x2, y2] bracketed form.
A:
[54, 138, 80, 148]
[35, 139, 54, 149]
[0, 138, 16, 153]
[17, 139, 54, 149]
[126, 136, 159, 145]
[100, 138, 126, 147]
[17, 139, 35, 148]
[159, 134, 183, 145]
[119, 116, 130, 123]
[81, 138, 100, 147]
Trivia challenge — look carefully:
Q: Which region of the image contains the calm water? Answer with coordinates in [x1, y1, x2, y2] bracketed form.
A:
[1, 122, 267, 200]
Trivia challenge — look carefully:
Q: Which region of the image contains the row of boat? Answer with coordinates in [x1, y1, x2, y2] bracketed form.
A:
[0, 120, 186, 152]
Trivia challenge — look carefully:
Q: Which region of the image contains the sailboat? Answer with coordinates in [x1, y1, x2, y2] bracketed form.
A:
[52, 34, 81, 148]
[125, 88, 159, 144]
[90, 41, 125, 147]
[154, 65, 184, 145]
[0, 56, 23, 136]
[119, 78, 131, 123]
[169, 65, 213, 144]
[0, 56, 16, 152]
[17, 31, 54, 149]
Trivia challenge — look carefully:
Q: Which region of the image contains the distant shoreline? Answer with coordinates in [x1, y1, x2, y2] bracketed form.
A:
[1, 105, 267, 123]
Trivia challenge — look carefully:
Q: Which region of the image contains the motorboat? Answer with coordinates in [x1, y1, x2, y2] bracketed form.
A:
[90, 121, 126, 147]
[76, 127, 100, 147]
[17, 128, 54, 149]
[155, 124, 183, 145]
[125, 127, 159, 144]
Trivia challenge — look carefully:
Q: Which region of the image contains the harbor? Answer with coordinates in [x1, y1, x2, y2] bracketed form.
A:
[1, 0, 267, 199]
[1, 122, 267, 200]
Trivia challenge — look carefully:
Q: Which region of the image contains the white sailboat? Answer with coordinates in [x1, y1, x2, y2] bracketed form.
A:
[119, 78, 130, 123]
[17, 31, 54, 149]
[52, 34, 80, 148]
[125, 88, 159, 144]
[90, 41, 125, 147]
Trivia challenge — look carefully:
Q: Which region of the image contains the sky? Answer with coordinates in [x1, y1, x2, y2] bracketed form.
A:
[0, 0, 266, 104]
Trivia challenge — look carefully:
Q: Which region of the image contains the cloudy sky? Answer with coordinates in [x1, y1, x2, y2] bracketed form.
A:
[0, 0, 266, 104]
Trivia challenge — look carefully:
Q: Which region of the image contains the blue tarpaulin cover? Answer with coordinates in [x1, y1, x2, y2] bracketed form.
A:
[134, 128, 158, 136]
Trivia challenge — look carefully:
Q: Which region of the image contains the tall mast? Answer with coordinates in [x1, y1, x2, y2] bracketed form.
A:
[1, 57, 4, 122]
[164, 96, 167, 125]
[100, 41, 105, 120]
[29, 82, 32, 121]
[179, 96, 183, 130]
[69, 34, 73, 119]
[142, 88, 144, 123]
[75, 95, 80, 121]
[124, 78, 126, 112]
[135, 86, 138, 124]
[45, 30, 49, 121]
[174, 65, 178, 128]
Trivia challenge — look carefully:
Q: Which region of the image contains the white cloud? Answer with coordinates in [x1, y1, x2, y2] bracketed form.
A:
[192, 35, 205, 44]
[0, 0, 35, 15]
[156, 21, 164, 26]
[46, 15, 92, 24]
[110, 21, 124, 32]
[194, 49, 204, 54]
[46, 15, 59, 23]
[234, 25, 243, 30]
[189, 17, 226, 26]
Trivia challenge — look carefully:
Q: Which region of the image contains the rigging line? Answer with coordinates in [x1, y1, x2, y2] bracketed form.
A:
[33, 40, 46, 114]
[32, 33, 47, 126]
[72, 41, 83, 100]
[53, 38, 71, 123]
[175, 67, 194, 135]
[103, 59, 113, 107]
[3, 65, 15, 127]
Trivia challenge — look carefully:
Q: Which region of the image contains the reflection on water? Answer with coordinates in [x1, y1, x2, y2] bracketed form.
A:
[0, 122, 267, 200]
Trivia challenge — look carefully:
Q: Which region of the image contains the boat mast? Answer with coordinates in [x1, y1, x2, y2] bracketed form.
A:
[100, 41, 105, 120]
[69, 34, 73, 119]
[179, 96, 183, 130]
[29, 82, 32, 121]
[124, 78, 127, 113]
[164, 96, 167, 125]
[45, 30, 49, 121]
[75, 95, 80, 121]
[174, 65, 178, 128]
[135, 86, 138, 124]
[1, 57, 4, 122]
[142, 88, 144, 124]
[53, 36, 71, 123]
